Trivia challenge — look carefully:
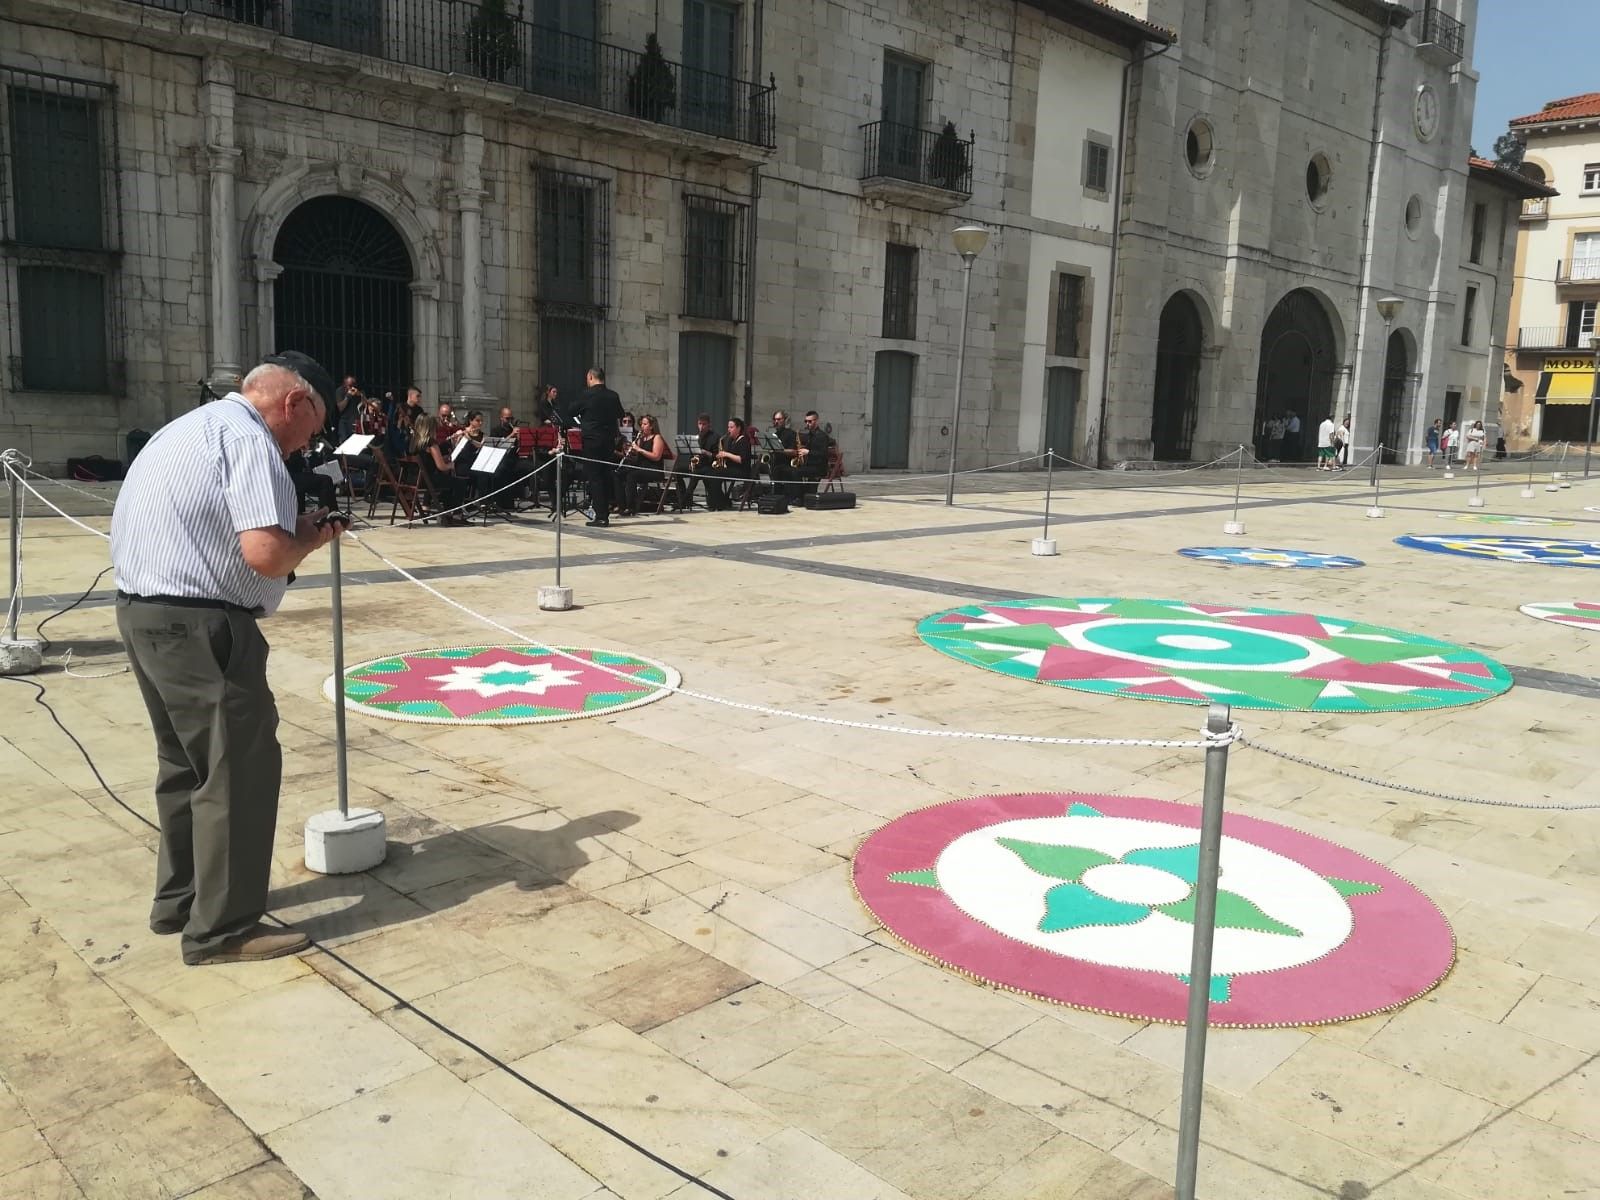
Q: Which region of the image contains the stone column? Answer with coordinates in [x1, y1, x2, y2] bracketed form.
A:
[255, 261, 282, 361]
[450, 111, 491, 401]
[203, 59, 242, 387]
[410, 279, 440, 400]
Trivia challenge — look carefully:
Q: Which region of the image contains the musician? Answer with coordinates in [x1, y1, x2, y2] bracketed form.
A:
[679, 412, 720, 510]
[617, 414, 669, 516]
[795, 409, 830, 496]
[434, 401, 460, 448]
[450, 410, 485, 478]
[561, 366, 623, 527]
[707, 416, 753, 511]
[411, 413, 470, 525]
[491, 405, 517, 439]
[769, 409, 800, 496]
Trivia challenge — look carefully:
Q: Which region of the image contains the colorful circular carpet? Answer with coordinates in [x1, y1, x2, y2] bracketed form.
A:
[1179, 547, 1363, 569]
[1519, 601, 1600, 632]
[325, 644, 678, 724]
[854, 793, 1454, 1027]
[1430, 513, 1573, 527]
[1395, 534, 1600, 569]
[916, 598, 1511, 713]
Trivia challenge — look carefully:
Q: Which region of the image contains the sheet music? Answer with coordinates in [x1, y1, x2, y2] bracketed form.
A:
[312, 461, 344, 484]
[334, 433, 374, 456]
[471, 446, 508, 473]
[450, 435, 474, 463]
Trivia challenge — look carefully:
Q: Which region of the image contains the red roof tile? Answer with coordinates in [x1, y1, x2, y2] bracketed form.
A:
[1467, 156, 1559, 198]
[1509, 92, 1600, 127]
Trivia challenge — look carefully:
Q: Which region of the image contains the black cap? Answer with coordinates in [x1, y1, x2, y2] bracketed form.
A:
[262, 351, 336, 409]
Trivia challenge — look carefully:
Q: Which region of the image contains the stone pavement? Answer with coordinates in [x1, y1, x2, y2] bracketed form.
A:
[2, 462, 1599, 1200]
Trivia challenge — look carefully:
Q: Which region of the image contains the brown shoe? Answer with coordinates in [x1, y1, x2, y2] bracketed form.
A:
[183, 924, 310, 966]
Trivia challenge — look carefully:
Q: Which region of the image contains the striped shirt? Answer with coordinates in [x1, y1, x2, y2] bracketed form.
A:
[111, 393, 299, 615]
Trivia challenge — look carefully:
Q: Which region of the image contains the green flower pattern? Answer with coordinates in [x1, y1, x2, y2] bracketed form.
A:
[888, 801, 1381, 1003]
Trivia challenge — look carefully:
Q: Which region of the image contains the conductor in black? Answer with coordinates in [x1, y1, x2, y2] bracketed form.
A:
[570, 366, 624, 526]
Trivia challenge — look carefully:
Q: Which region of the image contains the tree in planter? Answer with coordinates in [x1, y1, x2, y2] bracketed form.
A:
[466, 0, 522, 83]
[928, 121, 970, 191]
[627, 32, 677, 122]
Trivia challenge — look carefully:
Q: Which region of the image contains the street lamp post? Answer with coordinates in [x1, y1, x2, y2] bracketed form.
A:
[944, 223, 989, 507]
[1586, 349, 1599, 479]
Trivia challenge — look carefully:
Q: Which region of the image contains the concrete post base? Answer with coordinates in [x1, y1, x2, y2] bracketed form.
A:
[0, 639, 43, 676]
[1030, 538, 1058, 556]
[304, 808, 387, 874]
[538, 585, 574, 611]
[1521, 487, 1535, 499]
[1366, 506, 1385, 519]
[1222, 520, 1246, 535]
[1467, 495, 1486, 508]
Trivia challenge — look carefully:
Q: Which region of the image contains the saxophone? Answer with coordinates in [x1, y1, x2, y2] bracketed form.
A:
[711, 434, 729, 471]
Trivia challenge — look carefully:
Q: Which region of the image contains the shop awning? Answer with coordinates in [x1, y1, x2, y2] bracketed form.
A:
[1535, 359, 1600, 405]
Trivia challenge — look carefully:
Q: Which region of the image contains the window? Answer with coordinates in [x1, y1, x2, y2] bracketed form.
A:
[1082, 135, 1112, 195]
[1306, 153, 1332, 205]
[682, 194, 746, 321]
[1051, 272, 1086, 358]
[1468, 202, 1487, 264]
[536, 168, 609, 309]
[882, 243, 917, 339]
[1185, 118, 1214, 177]
[1569, 300, 1598, 348]
[1460, 285, 1477, 346]
[1584, 162, 1600, 194]
[1405, 195, 1423, 237]
[2, 72, 121, 393]
[1572, 232, 1600, 282]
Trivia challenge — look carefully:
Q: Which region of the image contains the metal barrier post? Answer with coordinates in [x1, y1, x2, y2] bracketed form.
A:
[1366, 447, 1385, 518]
[1223, 446, 1245, 535]
[1468, 455, 1486, 508]
[539, 449, 575, 610]
[1031, 451, 1059, 556]
[329, 534, 349, 820]
[1174, 703, 1234, 1200]
[1523, 445, 1538, 499]
[4, 468, 19, 644]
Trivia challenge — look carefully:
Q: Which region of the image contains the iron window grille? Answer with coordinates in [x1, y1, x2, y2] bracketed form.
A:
[535, 166, 609, 313]
[682, 193, 746, 322]
[882, 243, 918, 340]
[1, 70, 124, 394]
[1053, 272, 1085, 358]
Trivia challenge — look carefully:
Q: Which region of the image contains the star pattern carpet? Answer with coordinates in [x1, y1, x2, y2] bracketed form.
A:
[1396, 534, 1600, 569]
[916, 598, 1512, 713]
[325, 645, 679, 725]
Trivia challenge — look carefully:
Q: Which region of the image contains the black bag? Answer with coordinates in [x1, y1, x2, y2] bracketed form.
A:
[756, 494, 789, 515]
[67, 455, 124, 482]
[802, 490, 856, 510]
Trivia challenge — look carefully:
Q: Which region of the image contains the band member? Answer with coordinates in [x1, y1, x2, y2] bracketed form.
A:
[491, 405, 517, 439]
[795, 409, 830, 496]
[680, 412, 720, 510]
[769, 409, 800, 496]
[561, 366, 623, 526]
[708, 416, 753, 511]
[618, 414, 670, 515]
[434, 401, 460, 447]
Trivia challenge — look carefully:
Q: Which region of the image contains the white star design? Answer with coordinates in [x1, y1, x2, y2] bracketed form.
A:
[427, 661, 583, 698]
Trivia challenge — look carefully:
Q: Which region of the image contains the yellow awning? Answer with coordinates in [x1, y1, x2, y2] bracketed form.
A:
[1537, 360, 1599, 405]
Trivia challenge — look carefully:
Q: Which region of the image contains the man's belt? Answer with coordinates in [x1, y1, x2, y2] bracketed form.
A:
[116, 590, 263, 617]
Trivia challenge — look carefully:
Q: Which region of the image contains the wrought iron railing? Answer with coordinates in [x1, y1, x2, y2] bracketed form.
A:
[1518, 326, 1594, 350]
[122, 0, 776, 148]
[1556, 256, 1600, 285]
[1417, 3, 1465, 59]
[860, 120, 974, 195]
[1521, 197, 1548, 221]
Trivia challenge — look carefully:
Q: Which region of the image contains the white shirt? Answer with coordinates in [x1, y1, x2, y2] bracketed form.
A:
[1317, 419, 1335, 449]
[1464, 426, 1486, 452]
[1287, 414, 1301, 433]
[111, 393, 299, 615]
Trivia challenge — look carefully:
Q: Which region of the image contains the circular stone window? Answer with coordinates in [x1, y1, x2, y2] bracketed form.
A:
[1405, 194, 1423, 237]
[1185, 118, 1215, 177]
[1306, 153, 1332, 206]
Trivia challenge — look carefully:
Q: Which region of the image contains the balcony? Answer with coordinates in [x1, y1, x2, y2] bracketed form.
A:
[860, 120, 975, 211]
[1518, 326, 1595, 351]
[1416, 3, 1465, 66]
[1521, 197, 1548, 221]
[1555, 257, 1600, 287]
[121, 0, 776, 150]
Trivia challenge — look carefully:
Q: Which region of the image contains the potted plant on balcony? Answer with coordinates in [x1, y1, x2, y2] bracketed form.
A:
[928, 121, 970, 191]
[627, 32, 677, 122]
[466, 0, 522, 83]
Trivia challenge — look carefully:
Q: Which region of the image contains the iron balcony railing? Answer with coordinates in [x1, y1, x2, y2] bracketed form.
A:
[1556, 256, 1600, 285]
[860, 120, 975, 196]
[1518, 326, 1595, 350]
[1521, 197, 1549, 221]
[1417, 3, 1465, 60]
[124, 0, 776, 148]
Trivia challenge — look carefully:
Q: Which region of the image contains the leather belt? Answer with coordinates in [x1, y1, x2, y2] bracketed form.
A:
[116, 590, 263, 617]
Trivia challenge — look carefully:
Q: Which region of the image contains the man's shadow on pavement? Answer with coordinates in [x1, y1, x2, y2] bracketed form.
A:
[267, 808, 642, 943]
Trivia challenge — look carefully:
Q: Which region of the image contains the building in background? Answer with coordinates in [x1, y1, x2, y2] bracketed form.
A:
[1502, 92, 1600, 448]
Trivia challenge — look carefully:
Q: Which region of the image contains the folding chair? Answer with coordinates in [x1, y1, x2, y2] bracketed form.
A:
[651, 445, 681, 513]
[366, 448, 417, 524]
[821, 445, 846, 492]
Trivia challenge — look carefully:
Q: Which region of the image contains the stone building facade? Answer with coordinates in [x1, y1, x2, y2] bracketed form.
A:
[1502, 93, 1600, 448]
[1103, 0, 1488, 465]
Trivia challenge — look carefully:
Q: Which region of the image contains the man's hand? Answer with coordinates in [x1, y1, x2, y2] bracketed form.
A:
[297, 509, 344, 549]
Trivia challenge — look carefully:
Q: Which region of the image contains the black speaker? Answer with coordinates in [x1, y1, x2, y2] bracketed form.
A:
[802, 490, 856, 510]
[756, 494, 790, 514]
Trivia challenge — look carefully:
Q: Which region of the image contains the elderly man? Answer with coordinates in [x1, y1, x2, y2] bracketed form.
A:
[111, 352, 345, 966]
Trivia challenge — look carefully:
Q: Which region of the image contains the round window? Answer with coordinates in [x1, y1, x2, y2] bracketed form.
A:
[1405, 195, 1423, 236]
[1306, 153, 1332, 205]
[1185, 119, 1215, 177]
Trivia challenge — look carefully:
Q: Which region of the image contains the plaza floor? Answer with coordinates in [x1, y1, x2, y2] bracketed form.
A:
[2, 458, 1598, 1200]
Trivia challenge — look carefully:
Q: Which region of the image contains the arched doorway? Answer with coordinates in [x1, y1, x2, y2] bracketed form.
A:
[1378, 330, 1411, 464]
[1254, 290, 1340, 462]
[273, 196, 413, 393]
[1151, 293, 1204, 460]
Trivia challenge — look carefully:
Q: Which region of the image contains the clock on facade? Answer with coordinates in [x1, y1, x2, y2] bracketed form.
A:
[1414, 85, 1439, 142]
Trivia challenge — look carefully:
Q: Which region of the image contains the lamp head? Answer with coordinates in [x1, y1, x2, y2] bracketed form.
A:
[950, 223, 989, 260]
[1375, 296, 1405, 324]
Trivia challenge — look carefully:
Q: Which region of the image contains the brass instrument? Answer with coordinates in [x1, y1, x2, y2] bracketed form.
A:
[711, 433, 729, 471]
